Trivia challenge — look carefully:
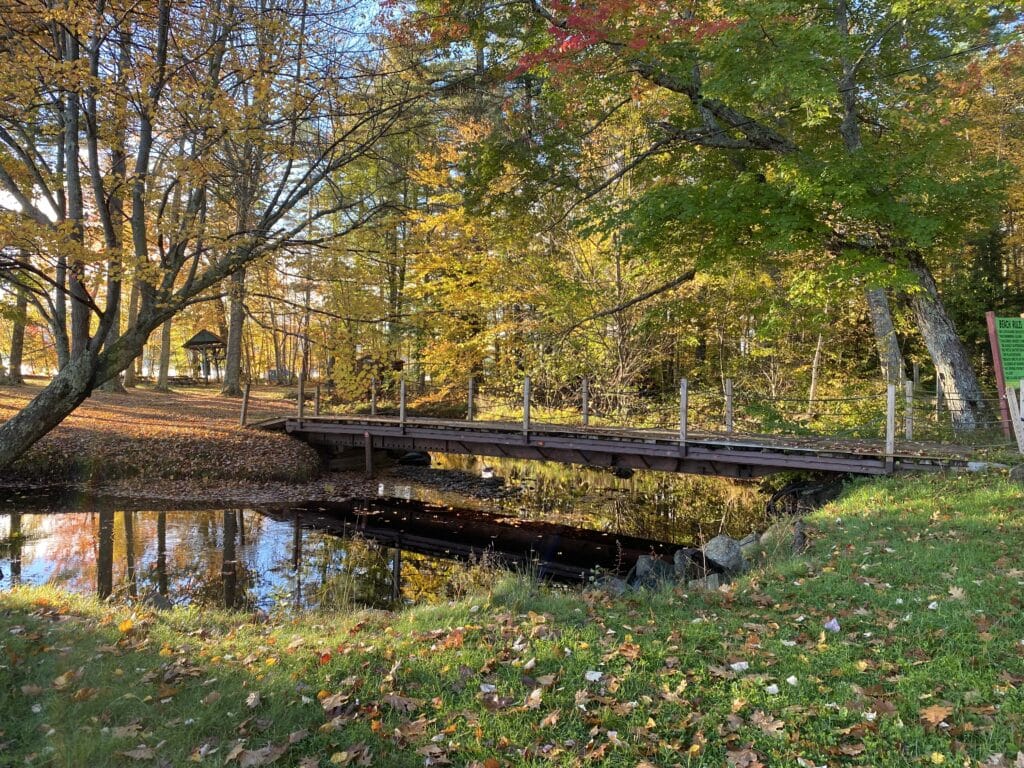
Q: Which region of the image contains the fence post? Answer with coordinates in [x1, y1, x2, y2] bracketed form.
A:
[370, 377, 377, 416]
[239, 382, 251, 427]
[885, 383, 896, 472]
[522, 375, 531, 441]
[724, 378, 734, 435]
[904, 381, 914, 441]
[314, 383, 321, 416]
[581, 377, 589, 427]
[297, 375, 305, 421]
[467, 377, 475, 421]
[399, 378, 407, 432]
[679, 378, 688, 453]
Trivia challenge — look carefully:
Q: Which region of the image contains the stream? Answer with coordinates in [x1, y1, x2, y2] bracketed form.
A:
[0, 457, 766, 611]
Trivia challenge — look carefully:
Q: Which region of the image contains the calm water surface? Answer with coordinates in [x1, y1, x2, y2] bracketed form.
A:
[0, 459, 766, 612]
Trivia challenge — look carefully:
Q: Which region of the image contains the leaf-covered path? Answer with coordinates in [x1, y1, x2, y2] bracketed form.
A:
[0, 383, 321, 489]
[2, 474, 1023, 766]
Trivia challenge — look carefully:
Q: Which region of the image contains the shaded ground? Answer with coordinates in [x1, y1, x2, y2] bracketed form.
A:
[1, 474, 1023, 766]
[0, 383, 324, 491]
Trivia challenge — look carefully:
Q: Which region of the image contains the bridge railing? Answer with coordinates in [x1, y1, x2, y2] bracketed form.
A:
[304, 372, 1022, 459]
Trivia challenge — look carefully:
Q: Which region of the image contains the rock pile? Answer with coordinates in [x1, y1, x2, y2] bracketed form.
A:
[593, 532, 762, 594]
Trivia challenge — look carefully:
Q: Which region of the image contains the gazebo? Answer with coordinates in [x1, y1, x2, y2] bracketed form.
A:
[183, 330, 225, 384]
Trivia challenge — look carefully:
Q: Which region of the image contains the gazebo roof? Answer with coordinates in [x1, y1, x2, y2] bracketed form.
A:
[182, 329, 224, 349]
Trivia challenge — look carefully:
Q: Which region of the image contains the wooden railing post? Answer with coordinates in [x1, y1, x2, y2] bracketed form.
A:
[370, 377, 377, 416]
[885, 383, 896, 472]
[581, 377, 589, 427]
[679, 378, 688, 452]
[467, 377, 475, 421]
[314, 383, 321, 416]
[297, 375, 305, 421]
[522, 375, 531, 441]
[724, 378, 734, 435]
[904, 381, 914, 441]
[399, 378, 407, 431]
[239, 382, 251, 427]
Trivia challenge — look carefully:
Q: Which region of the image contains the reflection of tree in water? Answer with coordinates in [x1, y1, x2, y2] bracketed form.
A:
[438, 455, 766, 544]
[291, 526, 394, 611]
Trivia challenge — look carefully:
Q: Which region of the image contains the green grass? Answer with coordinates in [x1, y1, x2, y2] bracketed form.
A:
[2, 473, 1024, 767]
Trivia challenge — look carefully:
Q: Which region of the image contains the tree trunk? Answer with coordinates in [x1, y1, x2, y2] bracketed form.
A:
[123, 280, 141, 387]
[906, 252, 985, 430]
[221, 267, 246, 396]
[807, 331, 824, 415]
[5, 284, 27, 385]
[155, 317, 173, 391]
[865, 288, 905, 385]
[98, 280, 125, 392]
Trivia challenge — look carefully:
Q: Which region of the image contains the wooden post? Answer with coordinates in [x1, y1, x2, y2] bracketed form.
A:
[239, 382, 251, 427]
[522, 375, 531, 441]
[581, 377, 589, 427]
[297, 375, 305, 421]
[467, 377, 475, 421]
[399, 378, 407, 431]
[370, 377, 377, 416]
[679, 378, 688, 451]
[885, 383, 896, 472]
[904, 380, 914, 441]
[724, 378, 734, 435]
[986, 311, 1013, 437]
[364, 431, 374, 477]
[314, 383, 321, 416]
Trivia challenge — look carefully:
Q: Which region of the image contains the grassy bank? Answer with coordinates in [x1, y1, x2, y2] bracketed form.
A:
[2, 474, 1023, 767]
[0, 384, 320, 484]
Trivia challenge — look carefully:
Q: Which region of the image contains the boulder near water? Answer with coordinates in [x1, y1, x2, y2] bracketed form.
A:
[702, 534, 746, 575]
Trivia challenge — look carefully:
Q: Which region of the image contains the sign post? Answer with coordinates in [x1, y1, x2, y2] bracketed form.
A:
[986, 312, 1024, 438]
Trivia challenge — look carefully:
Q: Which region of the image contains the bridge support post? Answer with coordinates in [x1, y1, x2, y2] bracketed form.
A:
[239, 382, 251, 427]
[370, 377, 377, 416]
[582, 378, 589, 427]
[297, 375, 305, 422]
[724, 379, 734, 435]
[314, 384, 321, 416]
[364, 431, 374, 476]
[904, 381, 914, 441]
[679, 378, 688, 455]
[399, 378, 407, 432]
[885, 383, 896, 472]
[523, 375, 531, 442]
[467, 377, 475, 421]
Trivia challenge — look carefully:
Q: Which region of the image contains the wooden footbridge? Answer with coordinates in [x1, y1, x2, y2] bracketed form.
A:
[247, 375, 993, 478]
[254, 414, 965, 479]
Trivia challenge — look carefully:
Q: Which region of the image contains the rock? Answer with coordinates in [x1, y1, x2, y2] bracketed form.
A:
[673, 548, 705, 581]
[591, 576, 629, 596]
[702, 535, 746, 575]
[628, 555, 674, 589]
[1011, 465, 1024, 484]
[686, 573, 721, 591]
[612, 466, 634, 479]
[397, 451, 431, 466]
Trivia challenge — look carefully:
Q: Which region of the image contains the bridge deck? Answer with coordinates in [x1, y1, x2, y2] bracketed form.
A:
[254, 415, 968, 477]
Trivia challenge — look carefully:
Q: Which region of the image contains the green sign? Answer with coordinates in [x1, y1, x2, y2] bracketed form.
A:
[995, 316, 1024, 386]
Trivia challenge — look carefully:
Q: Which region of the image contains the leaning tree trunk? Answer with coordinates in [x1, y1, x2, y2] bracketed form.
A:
[221, 268, 245, 396]
[5, 284, 27, 385]
[865, 288, 905, 386]
[906, 252, 985, 431]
